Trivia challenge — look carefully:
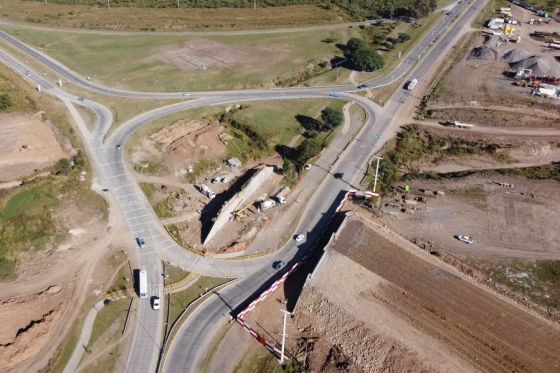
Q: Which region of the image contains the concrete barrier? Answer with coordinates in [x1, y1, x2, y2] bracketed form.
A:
[204, 166, 274, 245]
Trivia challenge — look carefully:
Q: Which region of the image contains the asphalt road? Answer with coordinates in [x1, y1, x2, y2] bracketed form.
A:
[0, 0, 486, 371]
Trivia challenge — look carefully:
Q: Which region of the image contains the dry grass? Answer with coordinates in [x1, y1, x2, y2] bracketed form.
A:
[0, 1, 347, 32]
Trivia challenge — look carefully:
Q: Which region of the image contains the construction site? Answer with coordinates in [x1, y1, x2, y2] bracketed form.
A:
[207, 202, 560, 372]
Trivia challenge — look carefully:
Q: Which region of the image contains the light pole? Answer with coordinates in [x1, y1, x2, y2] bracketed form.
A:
[372, 156, 382, 193]
[279, 309, 293, 364]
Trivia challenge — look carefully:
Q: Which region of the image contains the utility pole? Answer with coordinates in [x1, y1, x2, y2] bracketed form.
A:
[372, 156, 382, 193]
[279, 309, 293, 364]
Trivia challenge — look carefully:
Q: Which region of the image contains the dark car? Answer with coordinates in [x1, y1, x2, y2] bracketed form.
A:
[357, 84, 368, 89]
[334, 172, 344, 179]
[136, 237, 146, 248]
[273, 261, 287, 271]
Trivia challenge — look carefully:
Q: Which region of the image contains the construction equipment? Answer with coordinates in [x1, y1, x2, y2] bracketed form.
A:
[231, 201, 254, 221]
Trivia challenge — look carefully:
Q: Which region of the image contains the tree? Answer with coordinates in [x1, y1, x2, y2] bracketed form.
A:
[294, 136, 322, 168]
[348, 47, 385, 71]
[346, 37, 369, 52]
[321, 107, 344, 130]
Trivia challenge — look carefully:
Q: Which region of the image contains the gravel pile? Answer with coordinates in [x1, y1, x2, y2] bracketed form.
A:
[511, 55, 560, 76]
[503, 48, 531, 64]
[470, 45, 495, 60]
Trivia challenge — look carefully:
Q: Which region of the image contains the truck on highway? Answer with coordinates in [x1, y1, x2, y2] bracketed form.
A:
[138, 270, 148, 299]
[406, 78, 418, 90]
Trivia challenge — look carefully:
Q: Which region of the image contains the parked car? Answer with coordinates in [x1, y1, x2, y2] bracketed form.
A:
[294, 233, 305, 242]
[304, 164, 312, 170]
[137, 237, 146, 248]
[456, 235, 474, 244]
[152, 296, 160, 310]
[116, 144, 122, 150]
[273, 261, 287, 271]
[334, 172, 344, 179]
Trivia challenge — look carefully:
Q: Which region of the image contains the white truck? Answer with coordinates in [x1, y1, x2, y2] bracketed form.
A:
[258, 199, 277, 212]
[200, 184, 216, 199]
[407, 78, 418, 90]
[138, 269, 148, 299]
[274, 186, 290, 205]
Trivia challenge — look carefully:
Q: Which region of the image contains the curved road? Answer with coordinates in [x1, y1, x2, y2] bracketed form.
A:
[0, 0, 485, 371]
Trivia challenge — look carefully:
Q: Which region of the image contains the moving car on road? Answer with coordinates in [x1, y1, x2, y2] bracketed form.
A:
[152, 296, 160, 310]
[116, 144, 122, 150]
[456, 235, 474, 244]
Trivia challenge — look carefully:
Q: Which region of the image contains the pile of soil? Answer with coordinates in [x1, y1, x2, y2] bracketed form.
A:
[470, 45, 495, 60]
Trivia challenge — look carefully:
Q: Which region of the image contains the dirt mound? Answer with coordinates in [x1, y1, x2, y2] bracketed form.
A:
[296, 287, 431, 373]
[0, 284, 71, 370]
[149, 119, 229, 161]
[511, 54, 560, 76]
[502, 48, 531, 64]
[470, 45, 495, 60]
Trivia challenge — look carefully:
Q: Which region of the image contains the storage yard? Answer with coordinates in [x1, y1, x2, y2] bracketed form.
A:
[425, 3, 560, 129]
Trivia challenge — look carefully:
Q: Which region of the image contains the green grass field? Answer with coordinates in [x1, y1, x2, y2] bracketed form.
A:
[3, 27, 359, 91]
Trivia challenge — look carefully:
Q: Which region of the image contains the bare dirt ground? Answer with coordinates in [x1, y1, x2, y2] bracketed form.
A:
[159, 40, 255, 72]
[0, 201, 129, 372]
[427, 5, 560, 127]
[415, 124, 560, 172]
[300, 214, 560, 372]
[131, 118, 230, 178]
[381, 174, 560, 261]
[0, 113, 70, 182]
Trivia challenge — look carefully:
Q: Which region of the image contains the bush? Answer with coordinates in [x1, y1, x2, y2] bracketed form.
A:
[0, 94, 12, 112]
[397, 32, 411, 42]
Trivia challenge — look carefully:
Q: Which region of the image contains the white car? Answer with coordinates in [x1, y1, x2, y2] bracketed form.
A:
[152, 296, 160, 310]
[183, 92, 191, 96]
[457, 235, 474, 244]
[294, 233, 305, 242]
[304, 164, 312, 170]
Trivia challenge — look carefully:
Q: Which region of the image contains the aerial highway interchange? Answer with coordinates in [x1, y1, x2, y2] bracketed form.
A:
[0, 0, 487, 371]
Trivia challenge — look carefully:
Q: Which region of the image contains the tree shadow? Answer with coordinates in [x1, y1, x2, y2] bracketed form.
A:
[295, 114, 322, 132]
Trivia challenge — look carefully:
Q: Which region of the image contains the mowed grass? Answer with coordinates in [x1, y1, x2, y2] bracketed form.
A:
[87, 298, 129, 350]
[0, 1, 347, 32]
[4, 27, 359, 91]
[168, 276, 230, 327]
